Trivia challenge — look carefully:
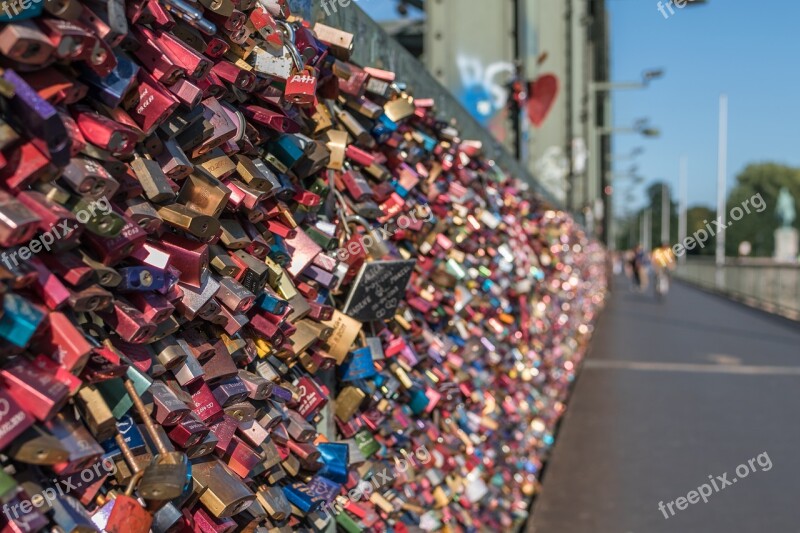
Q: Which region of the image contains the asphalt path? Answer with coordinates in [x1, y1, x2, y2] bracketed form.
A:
[528, 278, 800, 533]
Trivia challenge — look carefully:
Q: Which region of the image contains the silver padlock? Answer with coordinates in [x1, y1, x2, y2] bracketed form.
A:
[250, 20, 303, 81]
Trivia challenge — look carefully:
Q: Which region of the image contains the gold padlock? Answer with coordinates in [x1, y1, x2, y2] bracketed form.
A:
[192, 458, 256, 518]
[75, 385, 117, 443]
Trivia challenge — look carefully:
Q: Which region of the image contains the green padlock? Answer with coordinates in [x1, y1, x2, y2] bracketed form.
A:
[335, 508, 364, 533]
[354, 430, 380, 458]
[0, 469, 17, 500]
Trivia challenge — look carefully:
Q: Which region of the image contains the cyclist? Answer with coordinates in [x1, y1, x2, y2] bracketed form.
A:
[651, 242, 676, 299]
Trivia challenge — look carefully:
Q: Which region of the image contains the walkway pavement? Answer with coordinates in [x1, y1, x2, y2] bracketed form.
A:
[528, 278, 800, 533]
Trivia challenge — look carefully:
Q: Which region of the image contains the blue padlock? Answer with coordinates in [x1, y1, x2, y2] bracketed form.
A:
[283, 482, 323, 514]
[317, 443, 350, 484]
[340, 348, 377, 382]
[0, 293, 44, 348]
[80, 50, 140, 107]
[117, 266, 166, 292]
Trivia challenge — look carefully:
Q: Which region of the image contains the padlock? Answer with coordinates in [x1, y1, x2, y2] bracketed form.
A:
[131, 26, 186, 85]
[130, 154, 177, 203]
[1, 489, 50, 532]
[0, 21, 54, 65]
[151, 336, 190, 371]
[191, 458, 255, 518]
[1, 357, 70, 421]
[117, 266, 167, 293]
[285, 69, 318, 106]
[60, 157, 119, 200]
[5, 424, 68, 466]
[49, 493, 98, 532]
[191, 504, 237, 532]
[122, 70, 180, 134]
[151, 502, 184, 533]
[94, 469, 152, 533]
[211, 60, 256, 91]
[148, 380, 190, 426]
[46, 411, 104, 475]
[211, 376, 249, 407]
[177, 171, 232, 219]
[157, 137, 194, 180]
[172, 350, 206, 387]
[158, 203, 221, 240]
[233, 155, 280, 193]
[313, 23, 353, 60]
[97, 298, 157, 344]
[75, 385, 117, 443]
[124, 379, 189, 501]
[72, 107, 140, 157]
[25, 68, 88, 107]
[0, 293, 44, 348]
[153, 27, 213, 79]
[188, 380, 224, 425]
[166, 411, 209, 448]
[186, 430, 219, 459]
[127, 291, 175, 324]
[0, 191, 41, 248]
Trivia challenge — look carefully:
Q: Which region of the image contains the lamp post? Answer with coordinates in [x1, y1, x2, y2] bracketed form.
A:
[715, 94, 728, 289]
[602, 121, 659, 250]
[611, 147, 644, 161]
[589, 69, 664, 93]
[642, 208, 652, 252]
[590, 70, 664, 247]
[678, 156, 688, 264]
[661, 183, 670, 246]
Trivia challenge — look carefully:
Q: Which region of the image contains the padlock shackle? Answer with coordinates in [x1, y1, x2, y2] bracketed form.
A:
[115, 433, 141, 474]
[125, 469, 146, 497]
[275, 20, 304, 72]
[124, 379, 169, 456]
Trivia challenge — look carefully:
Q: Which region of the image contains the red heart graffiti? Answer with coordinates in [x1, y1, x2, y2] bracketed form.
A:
[527, 74, 559, 128]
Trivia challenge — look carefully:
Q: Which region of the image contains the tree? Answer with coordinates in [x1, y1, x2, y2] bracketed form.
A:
[725, 163, 800, 257]
[685, 206, 716, 256]
[643, 182, 678, 249]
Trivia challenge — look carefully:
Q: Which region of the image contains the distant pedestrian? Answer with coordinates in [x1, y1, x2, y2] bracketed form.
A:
[630, 244, 646, 292]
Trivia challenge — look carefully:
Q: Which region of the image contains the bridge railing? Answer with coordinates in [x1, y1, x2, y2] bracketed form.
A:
[675, 258, 800, 321]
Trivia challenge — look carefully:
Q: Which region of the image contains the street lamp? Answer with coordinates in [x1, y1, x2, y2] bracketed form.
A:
[611, 147, 644, 161]
[590, 69, 664, 247]
[590, 68, 665, 92]
[600, 118, 661, 137]
[605, 172, 644, 185]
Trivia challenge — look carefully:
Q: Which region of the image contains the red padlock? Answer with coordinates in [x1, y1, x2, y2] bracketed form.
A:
[123, 70, 180, 134]
[37, 19, 96, 60]
[97, 470, 153, 533]
[284, 69, 318, 106]
[72, 106, 140, 156]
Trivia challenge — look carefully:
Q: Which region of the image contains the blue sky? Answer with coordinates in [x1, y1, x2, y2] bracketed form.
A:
[358, 0, 421, 20]
[608, 0, 800, 211]
[361, 0, 800, 210]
